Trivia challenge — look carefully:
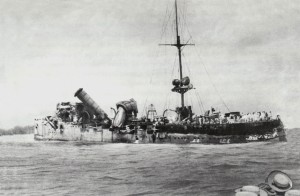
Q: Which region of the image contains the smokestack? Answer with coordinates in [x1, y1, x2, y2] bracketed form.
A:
[74, 88, 107, 120]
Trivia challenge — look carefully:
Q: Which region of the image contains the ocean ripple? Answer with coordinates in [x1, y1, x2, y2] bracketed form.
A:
[0, 129, 299, 196]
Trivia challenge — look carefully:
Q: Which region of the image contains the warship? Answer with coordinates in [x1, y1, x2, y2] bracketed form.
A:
[34, 0, 286, 144]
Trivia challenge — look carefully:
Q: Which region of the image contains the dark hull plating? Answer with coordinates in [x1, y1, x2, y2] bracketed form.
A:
[156, 119, 281, 136]
[34, 118, 286, 144]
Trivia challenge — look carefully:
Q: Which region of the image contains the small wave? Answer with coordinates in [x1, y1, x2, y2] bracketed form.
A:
[209, 163, 240, 169]
[1, 185, 25, 190]
[124, 190, 159, 196]
[244, 160, 266, 165]
[100, 176, 123, 181]
[127, 160, 139, 164]
[136, 166, 153, 170]
[161, 179, 199, 189]
[73, 141, 107, 146]
[45, 184, 65, 190]
[37, 170, 52, 173]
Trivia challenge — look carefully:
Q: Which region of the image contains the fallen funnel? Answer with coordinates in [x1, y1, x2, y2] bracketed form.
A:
[74, 88, 108, 120]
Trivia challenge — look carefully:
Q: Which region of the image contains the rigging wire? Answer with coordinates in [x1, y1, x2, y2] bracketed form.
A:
[189, 94, 194, 112]
[142, 0, 174, 116]
[192, 45, 231, 112]
[163, 92, 170, 111]
[141, 97, 148, 117]
[182, 52, 204, 114]
[160, 7, 172, 39]
[195, 91, 205, 114]
[183, 51, 205, 114]
[164, 54, 178, 111]
[179, 5, 231, 113]
[179, 1, 192, 45]
[144, 0, 231, 116]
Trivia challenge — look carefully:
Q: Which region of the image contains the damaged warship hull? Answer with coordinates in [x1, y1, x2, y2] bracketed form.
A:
[34, 0, 287, 144]
[34, 88, 286, 144]
[34, 120, 285, 144]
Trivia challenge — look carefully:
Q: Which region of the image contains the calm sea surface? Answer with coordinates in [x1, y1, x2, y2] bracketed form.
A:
[0, 129, 299, 196]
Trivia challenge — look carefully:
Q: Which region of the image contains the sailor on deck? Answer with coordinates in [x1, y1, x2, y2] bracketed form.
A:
[268, 111, 272, 120]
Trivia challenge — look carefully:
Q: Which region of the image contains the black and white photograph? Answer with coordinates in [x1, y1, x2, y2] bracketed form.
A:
[0, 0, 299, 195]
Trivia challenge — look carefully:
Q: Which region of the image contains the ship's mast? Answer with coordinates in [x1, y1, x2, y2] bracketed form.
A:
[175, 0, 184, 108]
[159, 0, 194, 109]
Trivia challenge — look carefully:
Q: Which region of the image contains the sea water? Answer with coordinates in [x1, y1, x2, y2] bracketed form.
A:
[0, 129, 299, 196]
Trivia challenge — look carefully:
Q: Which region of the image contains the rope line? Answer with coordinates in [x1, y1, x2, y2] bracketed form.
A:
[192, 45, 231, 112]
[142, 0, 174, 115]
[179, 5, 231, 112]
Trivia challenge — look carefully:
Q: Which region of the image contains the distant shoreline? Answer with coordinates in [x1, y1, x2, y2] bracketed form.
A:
[0, 125, 34, 136]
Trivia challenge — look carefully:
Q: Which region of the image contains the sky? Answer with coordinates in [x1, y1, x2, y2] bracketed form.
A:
[0, 0, 299, 129]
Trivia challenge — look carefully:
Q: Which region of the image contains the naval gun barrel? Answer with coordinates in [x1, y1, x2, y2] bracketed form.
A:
[74, 88, 108, 120]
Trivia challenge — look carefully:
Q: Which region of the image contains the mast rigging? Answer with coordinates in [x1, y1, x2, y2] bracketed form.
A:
[159, 0, 194, 109]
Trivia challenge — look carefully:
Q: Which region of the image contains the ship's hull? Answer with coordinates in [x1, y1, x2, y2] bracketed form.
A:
[34, 119, 286, 144]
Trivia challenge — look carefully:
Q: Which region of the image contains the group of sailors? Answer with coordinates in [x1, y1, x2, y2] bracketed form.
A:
[142, 111, 277, 126]
[240, 111, 273, 122]
[205, 110, 277, 125]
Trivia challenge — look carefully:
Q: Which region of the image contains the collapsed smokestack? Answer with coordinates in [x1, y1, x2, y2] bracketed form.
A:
[74, 88, 108, 120]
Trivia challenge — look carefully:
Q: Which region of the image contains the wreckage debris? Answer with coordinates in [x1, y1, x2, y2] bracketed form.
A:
[74, 88, 108, 120]
[48, 89, 112, 128]
[43, 88, 140, 132]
